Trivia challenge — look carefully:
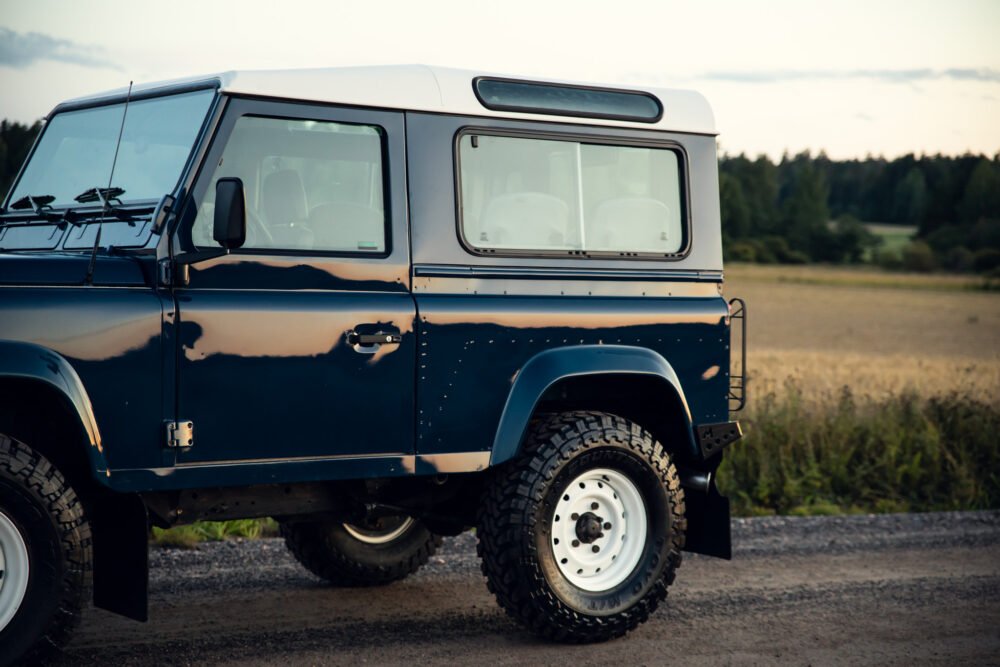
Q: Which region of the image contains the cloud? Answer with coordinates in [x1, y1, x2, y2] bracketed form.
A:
[0, 27, 120, 70]
[702, 68, 1000, 84]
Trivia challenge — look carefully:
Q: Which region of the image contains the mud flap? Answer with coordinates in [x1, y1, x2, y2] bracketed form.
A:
[92, 493, 149, 621]
[681, 478, 732, 560]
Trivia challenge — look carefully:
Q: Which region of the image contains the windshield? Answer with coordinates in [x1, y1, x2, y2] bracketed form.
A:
[7, 89, 215, 209]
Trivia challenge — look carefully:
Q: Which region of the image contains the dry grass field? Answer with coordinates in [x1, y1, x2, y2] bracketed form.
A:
[724, 263, 1000, 403]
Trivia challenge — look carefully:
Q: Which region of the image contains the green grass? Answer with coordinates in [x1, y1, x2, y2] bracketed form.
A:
[152, 518, 278, 548]
[718, 385, 1000, 516]
[865, 223, 916, 257]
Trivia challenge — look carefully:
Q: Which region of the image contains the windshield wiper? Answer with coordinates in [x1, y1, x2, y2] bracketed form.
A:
[5, 193, 80, 227]
[11, 194, 55, 211]
[74, 186, 125, 204]
[73, 186, 135, 224]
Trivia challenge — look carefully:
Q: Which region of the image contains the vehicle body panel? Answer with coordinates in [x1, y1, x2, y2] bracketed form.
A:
[413, 290, 729, 460]
[0, 283, 166, 473]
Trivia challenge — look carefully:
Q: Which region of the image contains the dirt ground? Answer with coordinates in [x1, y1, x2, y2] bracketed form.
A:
[55, 511, 1000, 666]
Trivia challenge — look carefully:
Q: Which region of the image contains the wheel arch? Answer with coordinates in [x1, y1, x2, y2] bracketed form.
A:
[0, 341, 108, 490]
[489, 345, 698, 467]
[0, 342, 149, 623]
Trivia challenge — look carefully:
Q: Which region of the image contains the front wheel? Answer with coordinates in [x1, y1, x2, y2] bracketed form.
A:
[0, 434, 92, 665]
[281, 515, 441, 586]
[477, 411, 686, 643]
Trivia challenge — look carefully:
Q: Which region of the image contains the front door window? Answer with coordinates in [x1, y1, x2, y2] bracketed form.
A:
[191, 116, 387, 254]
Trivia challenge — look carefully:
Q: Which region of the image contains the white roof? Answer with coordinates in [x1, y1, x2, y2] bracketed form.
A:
[62, 65, 716, 135]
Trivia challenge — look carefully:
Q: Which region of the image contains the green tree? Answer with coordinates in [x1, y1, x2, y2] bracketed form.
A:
[719, 171, 751, 240]
[780, 157, 830, 259]
[891, 167, 928, 224]
[1, 119, 43, 200]
[902, 240, 937, 272]
[958, 158, 1000, 223]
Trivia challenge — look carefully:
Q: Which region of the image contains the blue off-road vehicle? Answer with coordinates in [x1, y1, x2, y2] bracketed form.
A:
[0, 66, 745, 663]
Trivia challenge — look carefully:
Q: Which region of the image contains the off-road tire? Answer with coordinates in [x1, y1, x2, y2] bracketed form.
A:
[477, 411, 686, 643]
[0, 434, 92, 665]
[280, 517, 441, 587]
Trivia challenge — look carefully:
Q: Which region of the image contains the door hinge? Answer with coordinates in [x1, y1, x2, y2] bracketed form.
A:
[158, 260, 173, 286]
[165, 420, 194, 448]
[158, 260, 189, 287]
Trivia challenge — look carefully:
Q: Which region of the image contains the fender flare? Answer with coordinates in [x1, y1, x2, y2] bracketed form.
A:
[0, 340, 108, 478]
[489, 345, 696, 466]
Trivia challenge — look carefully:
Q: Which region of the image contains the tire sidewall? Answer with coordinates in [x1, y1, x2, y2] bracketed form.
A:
[0, 474, 65, 664]
[534, 445, 673, 617]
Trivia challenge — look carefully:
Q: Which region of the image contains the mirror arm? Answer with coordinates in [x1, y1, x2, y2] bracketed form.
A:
[175, 247, 230, 265]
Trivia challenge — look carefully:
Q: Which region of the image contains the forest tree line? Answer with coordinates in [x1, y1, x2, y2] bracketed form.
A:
[3, 118, 999, 274]
[720, 151, 1000, 274]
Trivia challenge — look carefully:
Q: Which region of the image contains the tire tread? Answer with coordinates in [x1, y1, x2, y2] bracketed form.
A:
[281, 520, 442, 587]
[477, 411, 685, 643]
[0, 433, 92, 664]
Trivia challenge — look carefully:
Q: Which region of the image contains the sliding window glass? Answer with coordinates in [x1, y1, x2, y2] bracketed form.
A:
[458, 133, 684, 256]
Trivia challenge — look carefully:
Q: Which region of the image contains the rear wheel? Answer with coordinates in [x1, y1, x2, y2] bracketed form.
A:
[477, 411, 686, 643]
[0, 433, 92, 665]
[281, 515, 441, 586]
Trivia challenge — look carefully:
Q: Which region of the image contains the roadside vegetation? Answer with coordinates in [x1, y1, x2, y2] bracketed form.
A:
[718, 386, 1000, 516]
[152, 518, 278, 548]
[724, 265, 1000, 516]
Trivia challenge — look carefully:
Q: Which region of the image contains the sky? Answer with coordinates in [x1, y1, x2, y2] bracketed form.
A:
[1, 0, 998, 160]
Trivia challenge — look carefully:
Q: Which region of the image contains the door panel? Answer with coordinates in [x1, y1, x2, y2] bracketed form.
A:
[176, 283, 414, 463]
[173, 101, 414, 465]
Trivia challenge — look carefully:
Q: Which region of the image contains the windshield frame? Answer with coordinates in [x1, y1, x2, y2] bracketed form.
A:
[2, 79, 222, 213]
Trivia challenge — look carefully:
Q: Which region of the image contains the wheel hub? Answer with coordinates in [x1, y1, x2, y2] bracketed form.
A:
[575, 511, 605, 543]
[550, 468, 648, 592]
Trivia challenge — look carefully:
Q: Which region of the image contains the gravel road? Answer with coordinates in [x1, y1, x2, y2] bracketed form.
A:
[55, 511, 1000, 666]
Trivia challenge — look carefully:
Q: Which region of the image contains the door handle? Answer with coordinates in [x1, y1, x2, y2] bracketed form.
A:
[346, 330, 402, 353]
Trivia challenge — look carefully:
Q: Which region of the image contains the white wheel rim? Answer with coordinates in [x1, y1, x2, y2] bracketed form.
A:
[551, 468, 648, 592]
[343, 516, 414, 545]
[0, 510, 30, 632]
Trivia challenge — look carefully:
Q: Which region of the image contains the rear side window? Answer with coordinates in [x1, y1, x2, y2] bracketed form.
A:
[457, 133, 685, 257]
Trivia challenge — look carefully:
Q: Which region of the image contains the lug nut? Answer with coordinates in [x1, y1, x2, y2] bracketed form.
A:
[571, 513, 579, 520]
[572, 539, 580, 547]
[591, 502, 599, 510]
[592, 545, 600, 553]
[603, 522, 612, 529]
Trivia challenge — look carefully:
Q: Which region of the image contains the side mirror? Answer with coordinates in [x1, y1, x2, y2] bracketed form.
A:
[213, 177, 246, 250]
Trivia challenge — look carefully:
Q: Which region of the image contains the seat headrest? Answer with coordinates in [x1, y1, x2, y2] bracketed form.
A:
[589, 197, 672, 250]
[480, 192, 569, 247]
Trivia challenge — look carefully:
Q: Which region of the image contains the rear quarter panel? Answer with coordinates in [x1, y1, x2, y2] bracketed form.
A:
[414, 283, 730, 457]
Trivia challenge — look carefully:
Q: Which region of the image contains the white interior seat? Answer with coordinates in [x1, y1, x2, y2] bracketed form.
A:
[480, 192, 569, 248]
[588, 197, 673, 251]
